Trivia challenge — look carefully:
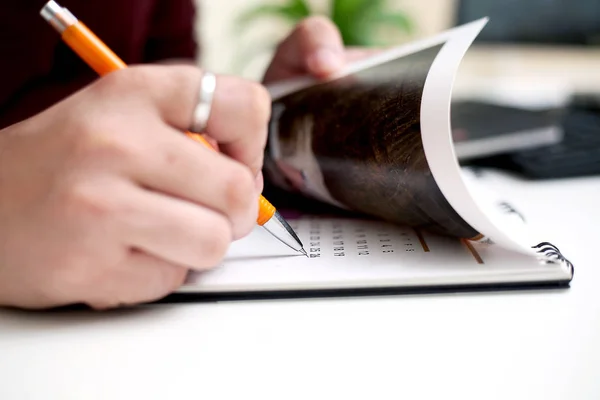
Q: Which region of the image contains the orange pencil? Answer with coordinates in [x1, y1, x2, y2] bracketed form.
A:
[41, 0, 306, 256]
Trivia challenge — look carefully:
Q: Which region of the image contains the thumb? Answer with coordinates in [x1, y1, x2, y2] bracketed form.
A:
[271, 16, 345, 78]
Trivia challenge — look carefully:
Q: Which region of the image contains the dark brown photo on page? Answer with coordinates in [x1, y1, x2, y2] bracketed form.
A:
[263, 44, 480, 239]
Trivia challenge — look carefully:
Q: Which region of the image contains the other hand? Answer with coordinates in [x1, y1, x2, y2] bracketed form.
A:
[263, 16, 379, 84]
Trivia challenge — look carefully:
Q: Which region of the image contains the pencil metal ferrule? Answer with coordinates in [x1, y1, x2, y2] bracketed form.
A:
[40, 1, 77, 34]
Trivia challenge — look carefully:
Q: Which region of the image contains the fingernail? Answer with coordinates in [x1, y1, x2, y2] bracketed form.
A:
[308, 48, 343, 75]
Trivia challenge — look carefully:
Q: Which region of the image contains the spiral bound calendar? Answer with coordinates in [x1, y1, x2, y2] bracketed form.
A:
[177, 216, 572, 300]
[172, 19, 574, 301]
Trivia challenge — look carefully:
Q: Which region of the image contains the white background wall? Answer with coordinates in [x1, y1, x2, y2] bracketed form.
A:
[195, 0, 458, 80]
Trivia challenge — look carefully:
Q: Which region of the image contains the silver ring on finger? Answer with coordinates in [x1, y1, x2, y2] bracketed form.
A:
[189, 71, 216, 133]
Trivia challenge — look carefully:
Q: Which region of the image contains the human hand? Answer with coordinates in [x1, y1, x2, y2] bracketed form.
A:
[0, 65, 271, 310]
[263, 16, 380, 84]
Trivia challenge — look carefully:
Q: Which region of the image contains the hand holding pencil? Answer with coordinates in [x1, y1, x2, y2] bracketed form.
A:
[0, 2, 302, 310]
[0, 0, 355, 309]
[40, 0, 306, 256]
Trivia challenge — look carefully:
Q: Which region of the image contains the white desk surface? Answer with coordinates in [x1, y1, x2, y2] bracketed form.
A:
[1, 169, 599, 400]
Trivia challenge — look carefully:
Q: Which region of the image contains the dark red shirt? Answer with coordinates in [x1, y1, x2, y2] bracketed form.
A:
[0, 0, 198, 129]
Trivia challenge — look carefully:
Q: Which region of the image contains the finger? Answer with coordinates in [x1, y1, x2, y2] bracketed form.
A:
[86, 250, 188, 310]
[122, 125, 259, 238]
[203, 135, 219, 151]
[116, 184, 236, 270]
[344, 48, 383, 63]
[265, 16, 345, 80]
[101, 65, 202, 134]
[205, 75, 271, 176]
[108, 66, 269, 176]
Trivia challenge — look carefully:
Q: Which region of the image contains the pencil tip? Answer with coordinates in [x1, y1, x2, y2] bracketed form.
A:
[301, 248, 308, 257]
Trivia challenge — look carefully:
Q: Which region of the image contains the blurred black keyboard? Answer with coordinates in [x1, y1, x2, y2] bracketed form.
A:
[467, 98, 600, 179]
[451, 100, 563, 160]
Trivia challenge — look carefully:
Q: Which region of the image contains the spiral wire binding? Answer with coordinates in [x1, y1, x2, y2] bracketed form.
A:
[532, 242, 574, 276]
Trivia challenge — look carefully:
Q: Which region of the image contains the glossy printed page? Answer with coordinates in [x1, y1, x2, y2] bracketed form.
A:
[262, 18, 573, 266]
[264, 20, 488, 242]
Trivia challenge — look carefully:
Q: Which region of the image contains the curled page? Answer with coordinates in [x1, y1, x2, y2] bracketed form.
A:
[264, 18, 571, 264]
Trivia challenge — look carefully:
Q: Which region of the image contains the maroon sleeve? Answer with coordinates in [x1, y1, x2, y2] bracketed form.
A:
[143, 0, 199, 63]
[0, 0, 200, 130]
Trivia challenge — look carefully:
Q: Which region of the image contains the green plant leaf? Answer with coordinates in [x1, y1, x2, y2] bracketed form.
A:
[331, 0, 399, 46]
[331, 0, 364, 40]
[332, 0, 387, 18]
[373, 11, 414, 34]
[233, 0, 416, 67]
[235, 0, 312, 33]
